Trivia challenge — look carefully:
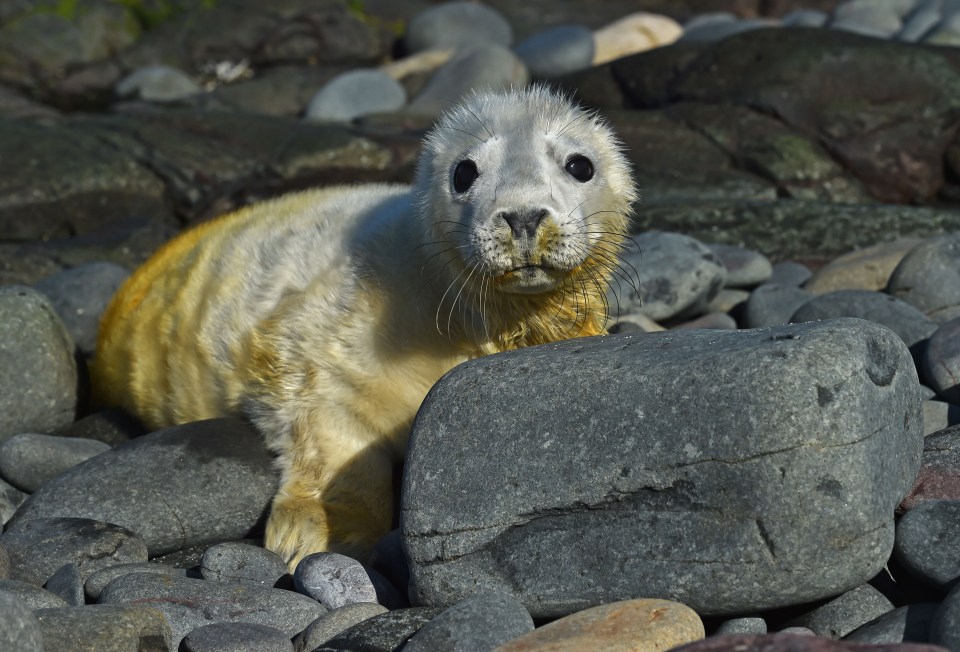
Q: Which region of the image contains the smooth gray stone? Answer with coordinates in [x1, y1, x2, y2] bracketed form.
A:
[200, 542, 288, 589]
[0, 477, 26, 526]
[895, 499, 960, 591]
[404, 319, 922, 617]
[292, 603, 388, 652]
[368, 529, 409, 604]
[314, 607, 441, 652]
[709, 243, 773, 288]
[304, 70, 406, 122]
[715, 617, 767, 635]
[7, 418, 279, 556]
[514, 25, 594, 78]
[294, 552, 377, 610]
[0, 544, 7, 580]
[405, 1, 512, 53]
[931, 581, 960, 649]
[923, 317, 960, 404]
[744, 284, 814, 328]
[0, 579, 67, 609]
[32, 261, 130, 354]
[787, 583, 894, 638]
[179, 622, 292, 652]
[680, 17, 772, 43]
[0, 589, 42, 651]
[44, 562, 83, 606]
[830, 7, 903, 37]
[782, 10, 829, 27]
[85, 562, 189, 602]
[888, 233, 960, 323]
[404, 592, 534, 652]
[54, 408, 147, 447]
[770, 261, 813, 287]
[0, 286, 77, 442]
[0, 433, 110, 492]
[0, 517, 147, 587]
[897, 7, 941, 41]
[99, 572, 325, 647]
[35, 605, 171, 651]
[609, 231, 727, 322]
[116, 64, 201, 102]
[924, 400, 960, 436]
[844, 603, 937, 643]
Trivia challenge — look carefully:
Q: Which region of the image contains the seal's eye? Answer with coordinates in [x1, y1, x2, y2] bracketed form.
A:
[453, 160, 479, 193]
[565, 155, 594, 182]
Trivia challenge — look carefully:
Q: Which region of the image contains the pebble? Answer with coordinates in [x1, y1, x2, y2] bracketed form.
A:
[314, 607, 441, 651]
[743, 284, 814, 328]
[32, 261, 130, 355]
[829, 3, 904, 38]
[591, 13, 683, 66]
[495, 599, 703, 652]
[898, 7, 941, 41]
[84, 561, 190, 602]
[294, 552, 378, 610]
[0, 433, 110, 492]
[894, 499, 960, 592]
[923, 13, 960, 45]
[200, 542, 289, 589]
[368, 529, 410, 603]
[715, 617, 767, 635]
[0, 579, 67, 609]
[513, 25, 594, 78]
[115, 64, 202, 102]
[769, 261, 812, 287]
[901, 424, 960, 511]
[782, 10, 830, 28]
[680, 15, 773, 43]
[180, 622, 293, 652]
[54, 407, 147, 447]
[35, 605, 172, 651]
[923, 400, 960, 436]
[404, 592, 534, 652]
[675, 634, 942, 652]
[304, 69, 407, 122]
[844, 602, 938, 643]
[923, 317, 960, 403]
[672, 312, 738, 330]
[805, 238, 922, 295]
[404, 1, 512, 54]
[0, 589, 42, 652]
[0, 477, 26, 525]
[709, 243, 773, 288]
[707, 288, 750, 314]
[43, 562, 83, 606]
[0, 286, 77, 442]
[786, 583, 894, 638]
[931, 581, 960, 649]
[888, 233, 960, 323]
[293, 602, 389, 652]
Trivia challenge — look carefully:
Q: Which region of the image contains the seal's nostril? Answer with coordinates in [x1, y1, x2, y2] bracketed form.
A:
[502, 208, 548, 239]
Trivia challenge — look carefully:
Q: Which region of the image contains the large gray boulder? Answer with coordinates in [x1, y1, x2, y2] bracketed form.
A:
[403, 318, 922, 617]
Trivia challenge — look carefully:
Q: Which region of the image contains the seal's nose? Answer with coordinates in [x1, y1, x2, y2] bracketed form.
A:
[501, 207, 548, 239]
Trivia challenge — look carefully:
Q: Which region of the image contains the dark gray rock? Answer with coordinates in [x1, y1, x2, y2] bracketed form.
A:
[115, 65, 202, 102]
[0, 579, 67, 609]
[292, 603, 388, 652]
[709, 243, 773, 288]
[305, 70, 406, 123]
[829, 4, 903, 38]
[403, 319, 922, 617]
[681, 16, 772, 43]
[894, 499, 960, 592]
[0, 433, 110, 492]
[368, 529, 409, 605]
[744, 284, 814, 328]
[787, 584, 894, 638]
[54, 408, 147, 447]
[315, 607, 441, 652]
[365, 565, 408, 610]
[715, 617, 768, 635]
[32, 261, 130, 355]
[0, 543, 7, 579]
[404, 592, 534, 652]
[7, 418, 279, 556]
[85, 562, 189, 602]
[99, 572, 325, 647]
[782, 10, 830, 27]
[931, 581, 960, 649]
[405, 1, 512, 53]
[200, 542, 288, 589]
[0, 286, 77, 442]
[770, 261, 813, 287]
[923, 400, 960, 436]
[0, 589, 42, 652]
[514, 25, 594, 78]
[673, 312, 738, 330]
[898, 7, 941, 41]
[901, 424, 960, 512]
[44, 562, 84, 606]
[609, 231, 727, 322]
[294, 552, 377, 610]
[0, 517, 147, 587]
[0, 477, 26, 525]
[888, 233, 960, 323]
[35, 605, 171, 652]
[924, 317, 960, 404]
[844, 603, 937, 643]
[179, 622, 292, 652]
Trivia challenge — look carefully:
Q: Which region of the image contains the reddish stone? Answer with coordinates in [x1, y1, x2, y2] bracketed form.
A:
[671, 633, 948, 652]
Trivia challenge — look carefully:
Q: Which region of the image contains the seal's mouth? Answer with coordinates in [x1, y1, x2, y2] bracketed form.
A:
[496, 264, 565, 294]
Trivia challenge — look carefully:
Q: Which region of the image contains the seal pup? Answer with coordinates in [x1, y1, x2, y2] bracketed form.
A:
[94, 85, 638, 567]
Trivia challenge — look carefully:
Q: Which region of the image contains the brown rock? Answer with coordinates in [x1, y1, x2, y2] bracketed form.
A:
[804, 239, 923, 295]
[494, 599, 704, 652]
[901, 424, 960, 512]
[670, 633, 947, 652]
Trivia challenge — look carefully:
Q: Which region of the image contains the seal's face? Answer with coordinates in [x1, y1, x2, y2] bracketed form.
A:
[416, 87, 637, 298]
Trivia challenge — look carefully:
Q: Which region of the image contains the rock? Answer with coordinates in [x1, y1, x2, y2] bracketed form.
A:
[0, 477, 26, 525]
[608, 231, 726, 322]
[806, 239, 923, 295]
[888, 233, 960, 323]
[902, 424, 960, 511]
[924, 13, 960, 45]
[32, 262, 130, 355]
[672, 312, 738, 330]
[707, 289, 750, 314]
[0, 433, 110, 492]
[931, 581, 960, 649]
[0, 544, 7, 579]
[294, 552, 377, 610]
[743, 284, 814, 328]
[99, 572, 325, 647]
[54, 408, 147, 447]
[923, 401, 960, 436]
[769, 261, 812, 287]
[404, 319, 922, 617]
[115, 65, 201, 103]
[200, 542, 288, 590]
[304, 70, 407, 122]
[85, 562, 189, 602]
[786, 583, 894, 638]
[495, 599, 703, 652]
[898, 7, 941, 41]
[292, 603, 389, 652]
[404, 592, 534, 652]
[368, 529, 410, 604]
[894, 499, 960, 592]
[365, 565, 408, 610]
[0, 579, 67, 609]
[673, 633, 943, 652]
[923, 318, 960, 404]
[35, 605, 171, 651]
[844, 603, 938, 643]
[514, 25, 594, 78]
[404, 1, 512, 54]
[7, 418, 279, 556]
[680, 16, 774, 43]
[310, 607, 440, 652]
[0, 517, 147, 587]
[0, 589, 42, 652]
[180, 622, 292, 652]
[592, 13, 683, 66]
[44, 562, 83, 606]
[716, 618, 768, 635]
[829, 3, 904, 38]
[782, 10, 830, 27]
[709, 243, 773, 288]
[0, 286, 78, 442]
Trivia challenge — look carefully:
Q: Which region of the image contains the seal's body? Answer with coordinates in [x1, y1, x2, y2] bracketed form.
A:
[95, 87, 637, 566]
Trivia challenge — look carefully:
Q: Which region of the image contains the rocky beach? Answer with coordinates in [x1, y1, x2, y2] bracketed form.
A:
[1, 0, 960, 650]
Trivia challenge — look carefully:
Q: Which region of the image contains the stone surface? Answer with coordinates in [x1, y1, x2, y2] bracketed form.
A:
[744, 284, 814, 328]
[888, 233, 960, 323]
[931, 581, 960, 650]
[902, 424, 960, 511]
[0, 579, 66, 609]
[844, 603, 938, 643]
[786, 583, 894, 638]
[716, 617, 768, 635]
[179, 622, 292, 652]
[292, 602, 389, 652]
[34, 605, 171, 652]
[592, 13, 683, 66]
[200, 542, 288, 590]
[894, 499, 960, 592]
[0, 589, 42, 652]
[805, 239, 923, 295]
[923, 401, 960, 437]
[305, 69, 406, 122]
[85, 562, 189, 602]
[404, 592, 534, 652]
[7, 418, 279, 556]
[54, 408, 147, 447]
[404, 1, 512, 53]
[769, 262, 813, 287]
[115, 65, 201, 102]
[99, 572, 325, 646]
[44, 562, 84, 606]
[312, 607, 441, 652]
[0, 477, 26, 525]
[495, 599, 704, 652]
[924, 317, 960, 404]
[710, 242, 773, 288]
[0, 433, 110, 492]
[404, 319, 922, 617]
[514, 25, 594, 78]
[672, 634, 944, 652]
[294, 552, 377, 610]
[0, 286, 78, 442]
